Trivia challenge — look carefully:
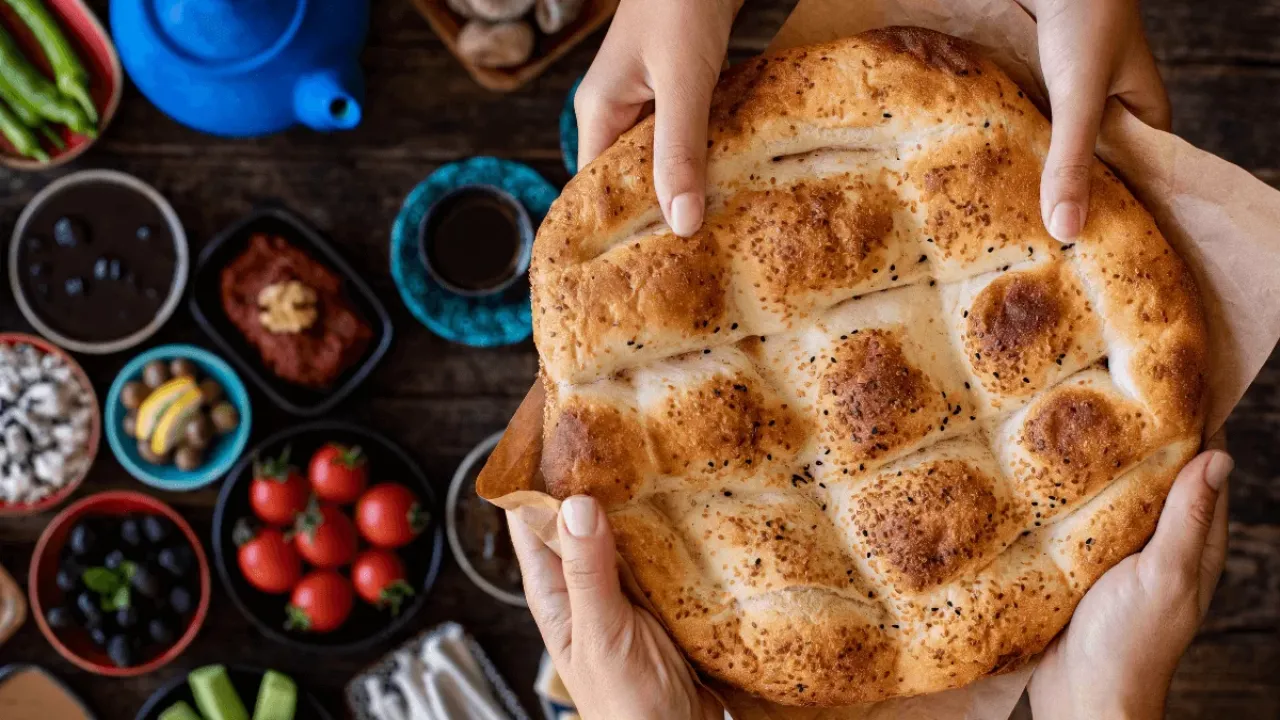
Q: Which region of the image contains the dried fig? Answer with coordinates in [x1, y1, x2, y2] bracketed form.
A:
[457, 20, 535, 69]
[448, 0, 535, 22]
[535, 0, 584, 34]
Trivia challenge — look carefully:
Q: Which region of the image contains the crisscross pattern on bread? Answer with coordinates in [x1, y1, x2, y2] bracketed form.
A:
[531, 28, 1207, 707]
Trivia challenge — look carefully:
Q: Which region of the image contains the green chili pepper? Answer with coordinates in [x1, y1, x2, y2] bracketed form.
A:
[2, 0, 97, 123]
[0, 97, 49, 161]
[0, 69, 62, 149]
[0, 22, 94, 137]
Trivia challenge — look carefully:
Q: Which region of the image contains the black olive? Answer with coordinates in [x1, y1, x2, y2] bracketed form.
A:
[116, 605, 138, 629]
[28, 262, 46, 277]
[131, 564, 161, 598]
[136, 225, 152, 242]
[46, 606, 74, 630]
[148, 617, 175, 646]
[68, 523, 96, 557]
[158, 546, 193, 578]
[107, 635, 134, 668]
[93, 257, 110, 280]
[142, 515, 171, 545]
[120, 517, 143, 548]
[104, 549, 126, 570]
[76, 592, 101, 626]
[64, 276, 86, 297]
[169, 586, 193, 615]
[109, 258, 123, 281]
[55, 567, 79, 593]
[53, 217, 85, 248]
[90, 627, 108, 647]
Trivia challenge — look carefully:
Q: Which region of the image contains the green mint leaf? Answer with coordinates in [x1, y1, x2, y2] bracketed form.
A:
[111, 586, 130, 611]
[120, 561, 138, 581]
[82, 567, 120, 594]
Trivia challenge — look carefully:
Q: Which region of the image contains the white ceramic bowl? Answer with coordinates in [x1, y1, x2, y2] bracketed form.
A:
[8, 169, 188, 354]
[446, 431, 527, 607]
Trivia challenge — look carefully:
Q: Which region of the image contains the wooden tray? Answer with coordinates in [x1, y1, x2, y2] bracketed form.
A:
[412, 0, 618, 92]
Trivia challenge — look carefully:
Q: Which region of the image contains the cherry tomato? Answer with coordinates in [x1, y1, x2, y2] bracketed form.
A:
[355, 484, 428, 549]
[285, 570, 353, 633]
[250, 447, 310, 526]
[234, 522, 302, 595]
[352, 549, 414, 615]
[308, 443, 369, 505]
[293, 500, 358, 568]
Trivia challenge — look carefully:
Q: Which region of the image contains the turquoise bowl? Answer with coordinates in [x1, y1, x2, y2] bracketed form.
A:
[106, 345, 252, 491]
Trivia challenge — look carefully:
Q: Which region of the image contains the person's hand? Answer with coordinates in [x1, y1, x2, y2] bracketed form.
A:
[574, 0, 740, 237]
[1024, 0, 1170, 240]
[508, 496, 722, 720]
[1028, 450, 1233, 720]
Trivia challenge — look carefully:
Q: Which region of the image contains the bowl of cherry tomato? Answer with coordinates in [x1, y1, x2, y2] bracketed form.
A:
[210, 421, 443, 652]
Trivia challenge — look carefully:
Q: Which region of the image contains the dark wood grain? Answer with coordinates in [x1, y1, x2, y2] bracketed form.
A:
[0, 0, 1277, 718]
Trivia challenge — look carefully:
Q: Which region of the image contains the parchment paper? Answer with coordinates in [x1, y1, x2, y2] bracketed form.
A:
[478, 0, 1280, 717]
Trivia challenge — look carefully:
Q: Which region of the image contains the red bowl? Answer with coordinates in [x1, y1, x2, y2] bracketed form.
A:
[29, 491, 211, 676]
[0, 0, 122, 169]
[0, 332, 100, 516]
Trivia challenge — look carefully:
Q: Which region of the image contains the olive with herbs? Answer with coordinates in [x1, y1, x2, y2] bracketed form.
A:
[199, 378, 224, 404]
[169, 358, 197, 379]
[210, 403, 239, 434]
[120, 381, 149, 410]
[184, 415, 214, 450]
[138, 439, 171, 465]
[174, 446, 203, 472]
[123, 413, 138, 439]
[142, 360, 170, 389]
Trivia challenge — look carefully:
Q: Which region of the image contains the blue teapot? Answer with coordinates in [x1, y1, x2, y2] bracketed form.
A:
[111, 0, 369, 136]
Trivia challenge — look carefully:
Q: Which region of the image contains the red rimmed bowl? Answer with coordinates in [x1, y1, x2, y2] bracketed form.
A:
[29, 490, 211, 676]
[0, 332, 100, 516]
[0, 0, 122, 169]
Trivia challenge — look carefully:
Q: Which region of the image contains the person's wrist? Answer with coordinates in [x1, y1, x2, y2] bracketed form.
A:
[1031, 667, 1172, 720]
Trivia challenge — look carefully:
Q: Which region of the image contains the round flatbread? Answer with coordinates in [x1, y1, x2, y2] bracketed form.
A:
[531, 27, 1207, 706]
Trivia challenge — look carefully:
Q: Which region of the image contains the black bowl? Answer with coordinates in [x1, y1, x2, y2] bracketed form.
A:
[134, 664, 331, 720]
[211, 421, 444, 653]
[189, 205, 393, 417]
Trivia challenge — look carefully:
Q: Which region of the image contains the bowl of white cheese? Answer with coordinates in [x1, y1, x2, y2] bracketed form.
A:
[0, 333, 99, 515]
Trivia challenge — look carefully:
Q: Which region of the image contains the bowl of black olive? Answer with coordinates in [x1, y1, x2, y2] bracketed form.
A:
[28, 490, 210, 676]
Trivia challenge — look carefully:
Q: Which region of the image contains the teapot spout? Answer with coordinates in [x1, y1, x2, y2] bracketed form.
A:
[294, 69, 363, 132]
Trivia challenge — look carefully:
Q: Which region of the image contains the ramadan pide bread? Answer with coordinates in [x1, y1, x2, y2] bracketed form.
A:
[529, 26, 1207, 706]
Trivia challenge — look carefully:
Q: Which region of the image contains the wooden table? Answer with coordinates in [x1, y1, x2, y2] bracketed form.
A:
[0, 1, 1276, 718]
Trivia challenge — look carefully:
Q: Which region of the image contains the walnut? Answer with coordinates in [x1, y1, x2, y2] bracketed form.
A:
[535, 0, 584, 34]
[257, 281, 319, 334]
[457, 20, 535, 69]
[447, 0, 535, 22]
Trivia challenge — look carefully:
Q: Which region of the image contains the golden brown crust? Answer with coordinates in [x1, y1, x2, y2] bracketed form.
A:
[531, 27, 1207, 707]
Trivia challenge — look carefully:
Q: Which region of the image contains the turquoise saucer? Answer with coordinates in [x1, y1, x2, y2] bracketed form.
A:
[390, 157, 557, 347]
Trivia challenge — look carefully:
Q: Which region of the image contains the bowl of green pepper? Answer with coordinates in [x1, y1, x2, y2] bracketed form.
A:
[0, 0, 121, 169]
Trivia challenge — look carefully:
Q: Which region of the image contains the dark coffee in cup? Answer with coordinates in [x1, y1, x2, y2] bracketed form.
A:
[419, 186, 532, 297]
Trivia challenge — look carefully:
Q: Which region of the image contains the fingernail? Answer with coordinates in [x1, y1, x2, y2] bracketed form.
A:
[669, 193, 703, 237]
[1048, 202, 1083, 241]
[561, 496, 598, 537]
[1204, 452, 1234, 492]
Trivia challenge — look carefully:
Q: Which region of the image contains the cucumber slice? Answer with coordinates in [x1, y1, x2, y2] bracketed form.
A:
[158, 701, 203, 720]
[189, 664, 249, 720]
[252, 670, 298, 720]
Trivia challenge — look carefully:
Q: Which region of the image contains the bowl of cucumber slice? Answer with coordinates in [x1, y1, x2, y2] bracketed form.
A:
[134, 664, 331, 720]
